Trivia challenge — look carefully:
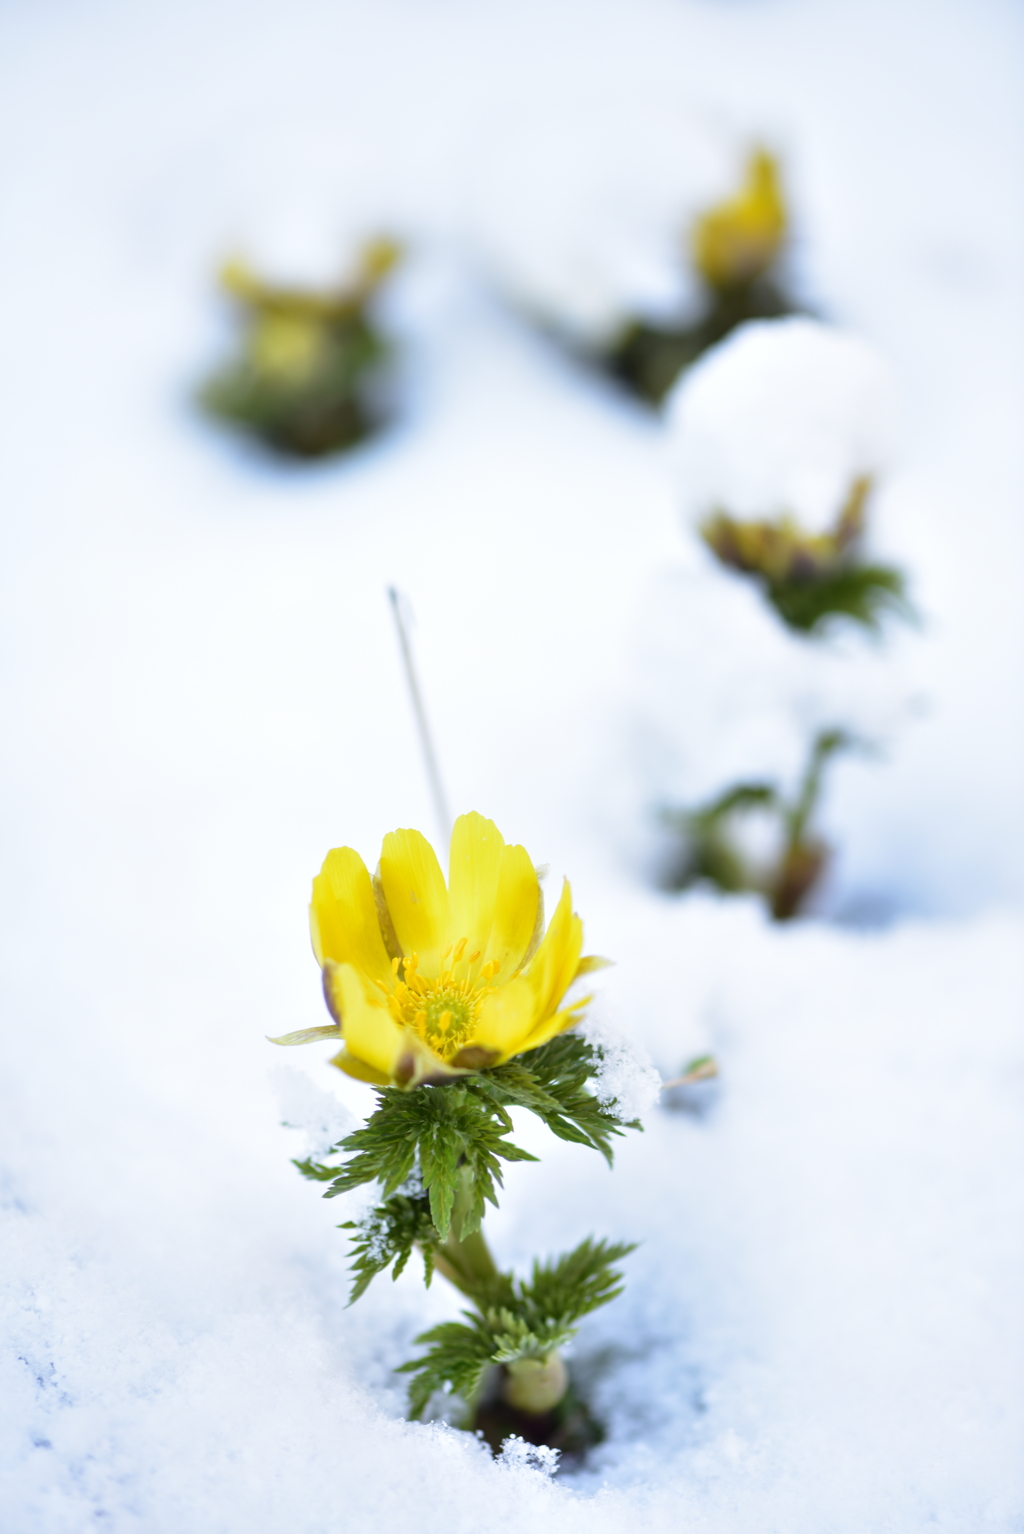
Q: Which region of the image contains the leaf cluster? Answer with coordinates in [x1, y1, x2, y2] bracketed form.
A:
[339, 1189, 438, 1304]
[605, 275, 799, 405]
[479, 1032, 634, 1164]
[200, 312, 389, 458]
[294, 1032, 636, 1302]
[297, 1084, 536, 1244]
[660, 729, 854, 921]
[661, 782, 777, 895]
[398, 1237, 637, 1418]
[766, 561, 909, 633]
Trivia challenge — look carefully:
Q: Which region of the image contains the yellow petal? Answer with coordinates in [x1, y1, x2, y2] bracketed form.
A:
[517, 998, 590, 1056]
[448, 813, 505, 963]
[473, 976, 538, 1063]
[488, 842, 541, 982]
[447, 814, 540, 984]
[692, 149, 786, 289]
[522, 879, 584, 1023]
[311, 847, 392, 986]
[378, 828, 450, 980]
[323, 961, 407, 1081]
[328, 1048, 391, 1087]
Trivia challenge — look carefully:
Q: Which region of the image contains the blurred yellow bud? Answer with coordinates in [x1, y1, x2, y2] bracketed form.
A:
[692, 149, 787, 291]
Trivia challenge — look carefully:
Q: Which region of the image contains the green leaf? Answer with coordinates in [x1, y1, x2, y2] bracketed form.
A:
[396, 1315, 498, 1419]
[397, 1236, 637, 1418]
[292, 1156, 347, 1183]
[767, 561, 910, 633]
[481, 1033, 631, 1164]
[303, 1084, 536, 1252]
[341, 1190, 438, 1304]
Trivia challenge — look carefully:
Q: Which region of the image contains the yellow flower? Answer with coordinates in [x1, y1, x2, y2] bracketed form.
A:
[692, 149, 787, 290]
[271, 812, 607, 1089]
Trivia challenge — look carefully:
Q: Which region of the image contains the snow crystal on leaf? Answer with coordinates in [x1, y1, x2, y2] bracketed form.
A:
[581, 1012, 662, 1124]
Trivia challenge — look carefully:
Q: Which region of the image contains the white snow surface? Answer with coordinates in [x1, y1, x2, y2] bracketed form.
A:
[468, 95, 742, 345]
[2, 0, 1024, 1531]
[666, 317, 902, 533]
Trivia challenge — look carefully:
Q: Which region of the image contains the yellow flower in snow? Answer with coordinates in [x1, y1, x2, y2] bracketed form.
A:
[272, 813, 606, 1089]
[692, 149, 787, 291]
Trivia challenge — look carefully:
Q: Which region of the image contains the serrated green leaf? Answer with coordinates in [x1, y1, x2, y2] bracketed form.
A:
[767, 561, 910, 634]
[480, 1033, 629, 1165]
[292, 1156, 346, 1183]
[396, 1235, 637, 1416]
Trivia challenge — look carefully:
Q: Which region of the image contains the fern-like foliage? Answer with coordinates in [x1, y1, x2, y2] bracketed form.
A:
[397, 1238, 636, 1418]
[339, 1190, 439, 1304]
[293, 1032, 636, 1303]
[296, 1084, 537, 1243]
[480, 1032, 634, 1164]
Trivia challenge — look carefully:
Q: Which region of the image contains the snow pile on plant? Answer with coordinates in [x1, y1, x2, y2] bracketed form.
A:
[666, 317, 901, 534]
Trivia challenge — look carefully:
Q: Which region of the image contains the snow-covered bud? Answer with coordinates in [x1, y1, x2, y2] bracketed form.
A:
[666, 319, 907, 634]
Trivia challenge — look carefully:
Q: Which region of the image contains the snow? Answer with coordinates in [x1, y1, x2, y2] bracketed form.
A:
[497, 1436, 561, 1478]
[618, 558, 922, 833]
[580, 1011, 663, 1125]
[2, 0, 1023, 1530]
[468, 94, 741, 344]
[666, 317, 902, 534]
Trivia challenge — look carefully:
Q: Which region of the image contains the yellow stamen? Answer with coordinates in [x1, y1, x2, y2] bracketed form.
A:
[377, 935, 503, 1061]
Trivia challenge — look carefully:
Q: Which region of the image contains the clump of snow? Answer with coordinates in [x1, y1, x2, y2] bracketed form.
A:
[666, 317, 902, 534]
[618, 558, 923, 826]
[581, 1011, 663, 1125]
[356, 1205, 397, 1265]
[398, 1160, 425, 1199]
[272, 1066, 356, 1160]
[498, 1435, 562, 1478]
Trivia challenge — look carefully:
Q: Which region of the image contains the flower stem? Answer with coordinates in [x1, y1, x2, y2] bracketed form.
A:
[434, 1227, 498, 1295]
[432, 1168, 498, 1295]
[430, 1170, 570, 1420]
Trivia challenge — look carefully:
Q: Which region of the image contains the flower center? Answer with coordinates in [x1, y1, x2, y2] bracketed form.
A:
[384, 938, 499, 1061]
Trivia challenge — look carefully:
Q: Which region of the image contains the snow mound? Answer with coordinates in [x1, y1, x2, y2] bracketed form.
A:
[621, 559, 921, 811]
[272, 1066, 356, 1159]
[666, 318, 902, 535]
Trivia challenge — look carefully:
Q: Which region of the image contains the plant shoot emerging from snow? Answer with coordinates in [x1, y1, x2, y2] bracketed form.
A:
[700, 475, 909, 633]
[669, 317, 910, 633]
[608, 149, 802, 404]
[661, 729, 853, 920]
[272, 813, 639, 1456]
[200, 237, 400, 458]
